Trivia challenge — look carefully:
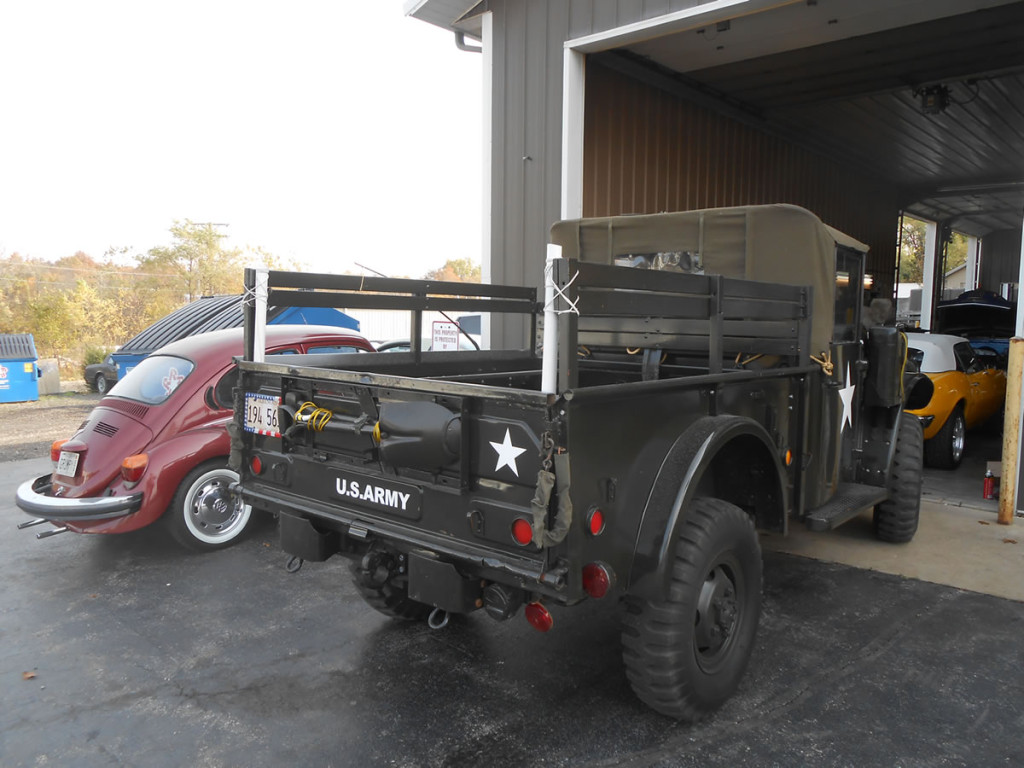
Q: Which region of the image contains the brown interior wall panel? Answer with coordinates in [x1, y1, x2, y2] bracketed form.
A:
[583, 61, 899, 298]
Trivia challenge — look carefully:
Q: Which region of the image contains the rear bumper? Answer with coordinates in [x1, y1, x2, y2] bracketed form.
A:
[15, 474, 143, 521]
[241, 482, 564, 594]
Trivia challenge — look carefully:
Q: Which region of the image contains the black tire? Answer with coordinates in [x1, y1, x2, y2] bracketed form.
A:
[350, 554, 432, 621]
[874, 416, 924, 543]
[162, 460, 252, 552]
[94, 373, 109, 395]
[924, 403, 965, 469]
[621, 497, 762, 721]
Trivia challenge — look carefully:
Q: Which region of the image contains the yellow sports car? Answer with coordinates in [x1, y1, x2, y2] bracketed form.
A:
[905, 333, 1006, 469]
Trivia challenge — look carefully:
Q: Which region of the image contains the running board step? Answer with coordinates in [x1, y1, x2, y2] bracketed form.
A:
[804, 482, 890, 532]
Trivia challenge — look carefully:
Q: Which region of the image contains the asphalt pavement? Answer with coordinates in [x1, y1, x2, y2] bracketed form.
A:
[2, 457, 1023, 768]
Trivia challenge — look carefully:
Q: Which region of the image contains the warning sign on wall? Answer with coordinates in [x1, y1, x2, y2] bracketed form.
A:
[431, 321, 460, 351]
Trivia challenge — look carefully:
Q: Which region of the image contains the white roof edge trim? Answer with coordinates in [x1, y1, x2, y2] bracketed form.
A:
[403, 0, 429, 16]
[565, 0, 801, 53]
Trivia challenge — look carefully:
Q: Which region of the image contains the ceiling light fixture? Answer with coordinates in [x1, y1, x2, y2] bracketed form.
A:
[917, 85, 950, 115]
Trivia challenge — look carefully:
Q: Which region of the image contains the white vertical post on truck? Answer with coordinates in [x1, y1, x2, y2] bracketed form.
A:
[253, 268, 269, 364]
[541, 244, 562, 395]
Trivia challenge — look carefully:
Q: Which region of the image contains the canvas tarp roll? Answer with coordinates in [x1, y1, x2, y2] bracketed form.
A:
[549, 204, 868, 356]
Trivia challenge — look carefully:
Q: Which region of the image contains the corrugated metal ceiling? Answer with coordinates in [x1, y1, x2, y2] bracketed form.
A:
[618, 0, 1024, 236]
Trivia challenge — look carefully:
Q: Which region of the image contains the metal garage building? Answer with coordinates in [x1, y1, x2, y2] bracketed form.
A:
[406, 0, 1024, 514]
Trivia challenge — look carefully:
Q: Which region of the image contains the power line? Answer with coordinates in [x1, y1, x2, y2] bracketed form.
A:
[0, 262, 179, 278]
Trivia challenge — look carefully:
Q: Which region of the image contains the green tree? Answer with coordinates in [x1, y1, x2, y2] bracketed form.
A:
[137, 220, 244, 302]
[897, 217, 926, 283]
[28, 290, 78, 361]
[943, 231, 969, 275]
[243, 245, 307, 273]
[897, 218, 969, 284]
[422, 258, 482, 283]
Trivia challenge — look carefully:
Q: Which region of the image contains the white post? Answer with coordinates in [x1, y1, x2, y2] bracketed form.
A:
[253, 268, 269, 364]
[541, 245, 563, 394]
[560, 48, 586, 220]
[480, 11, 493, 351]
[920, 220, 938, 330]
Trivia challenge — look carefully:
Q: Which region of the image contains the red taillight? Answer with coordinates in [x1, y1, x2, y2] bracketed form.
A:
[511, 518, 534, 546]
[120, 454, 149, 483]
[50, 439, 70, 463]
[582, 562, 614, 599]
[250, 456, 263, 475]
[525, 602, 553, 632]
[586, 506, 606, 536]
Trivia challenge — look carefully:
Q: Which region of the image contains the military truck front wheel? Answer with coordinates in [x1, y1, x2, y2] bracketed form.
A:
[874, 416, 924, 543]
[621, 497, 762, 721]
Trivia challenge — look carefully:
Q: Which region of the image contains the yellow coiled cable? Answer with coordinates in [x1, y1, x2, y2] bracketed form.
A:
[296, 401, 333, 431]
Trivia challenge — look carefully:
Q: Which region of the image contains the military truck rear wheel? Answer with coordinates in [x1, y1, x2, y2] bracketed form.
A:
[874, 416, 924, 543]
[350, 554, 432, 621]
[621, 497, 762, 721]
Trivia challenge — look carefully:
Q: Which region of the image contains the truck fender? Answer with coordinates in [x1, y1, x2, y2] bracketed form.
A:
[626, 415, 787, 602]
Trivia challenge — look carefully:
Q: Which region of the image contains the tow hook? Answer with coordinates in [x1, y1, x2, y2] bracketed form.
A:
[285, 555, 304, 573]
[428, 607, 449, 630]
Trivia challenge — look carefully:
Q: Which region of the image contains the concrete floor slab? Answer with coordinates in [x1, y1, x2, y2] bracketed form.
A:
[762, 499, 1024, 602]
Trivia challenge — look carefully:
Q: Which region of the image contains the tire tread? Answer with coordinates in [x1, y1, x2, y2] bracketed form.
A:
[621, 497, 762, 721]
[874, 416, 924, 543]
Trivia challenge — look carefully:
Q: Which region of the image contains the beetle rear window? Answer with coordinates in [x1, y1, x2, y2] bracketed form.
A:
[110, 354, 195, 405]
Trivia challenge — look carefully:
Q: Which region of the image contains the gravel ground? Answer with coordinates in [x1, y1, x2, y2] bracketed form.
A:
[0, 384, 102, 462]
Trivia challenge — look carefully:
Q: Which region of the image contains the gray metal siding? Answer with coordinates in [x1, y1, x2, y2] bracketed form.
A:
[488, 0, 711, 347]
[487, 0, 908, 346]
[980, 229, 1023, 290]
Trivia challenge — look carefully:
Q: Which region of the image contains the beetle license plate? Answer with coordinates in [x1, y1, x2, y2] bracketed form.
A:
[244, 393, 282, 437]
[56, 450, 80, 478]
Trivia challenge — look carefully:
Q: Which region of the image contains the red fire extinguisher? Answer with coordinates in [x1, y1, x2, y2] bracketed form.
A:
[983, 470, 996, 500]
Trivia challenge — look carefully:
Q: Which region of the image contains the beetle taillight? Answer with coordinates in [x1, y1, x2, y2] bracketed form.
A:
[50, 439, 69, 463]
[525, 602, 553, 632]
[120, 454, 149, 483]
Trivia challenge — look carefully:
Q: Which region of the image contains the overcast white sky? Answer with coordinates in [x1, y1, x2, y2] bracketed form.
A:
[0, 1, 483, 278]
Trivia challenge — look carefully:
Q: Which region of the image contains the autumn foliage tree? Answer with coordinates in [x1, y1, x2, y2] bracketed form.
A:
[422, 258, 481, 283]
[0, 220, 282, 370]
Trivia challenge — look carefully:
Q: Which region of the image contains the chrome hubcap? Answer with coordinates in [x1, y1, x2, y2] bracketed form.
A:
[191, 479, 240, 531]
[951, 416, 965, 462]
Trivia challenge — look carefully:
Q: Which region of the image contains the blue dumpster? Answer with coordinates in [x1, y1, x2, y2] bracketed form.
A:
[0, 334, 40, 403]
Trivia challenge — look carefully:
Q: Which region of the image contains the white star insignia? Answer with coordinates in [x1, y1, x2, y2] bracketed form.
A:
[490, 428, 527, 477]
[838, 366, 856, 431]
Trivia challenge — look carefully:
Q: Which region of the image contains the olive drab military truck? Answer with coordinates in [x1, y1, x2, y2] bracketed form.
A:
[231, 204, 924, 721]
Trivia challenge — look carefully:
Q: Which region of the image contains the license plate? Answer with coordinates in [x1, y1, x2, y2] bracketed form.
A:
[244, 393, 282, 437]
[56, 450, 80, 478]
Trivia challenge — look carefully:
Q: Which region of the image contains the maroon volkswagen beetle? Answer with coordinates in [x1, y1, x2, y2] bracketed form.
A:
[16, 325, 374, 551]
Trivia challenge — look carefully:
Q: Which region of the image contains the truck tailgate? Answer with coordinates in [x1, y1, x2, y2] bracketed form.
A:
[235, 361, 561, 584]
